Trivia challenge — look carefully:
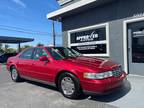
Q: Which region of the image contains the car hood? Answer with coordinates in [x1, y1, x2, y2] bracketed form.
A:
[63, 56, 119, 72]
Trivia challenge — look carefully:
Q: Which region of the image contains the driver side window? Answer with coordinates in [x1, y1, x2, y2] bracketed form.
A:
[63, 48, 74, 57]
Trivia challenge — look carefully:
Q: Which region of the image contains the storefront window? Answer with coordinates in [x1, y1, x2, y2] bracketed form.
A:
[68, 24, 109, 56]
[131, 22, 144, 63]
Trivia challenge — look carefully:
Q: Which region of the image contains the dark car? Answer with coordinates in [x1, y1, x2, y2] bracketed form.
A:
[0, 53, 17, 63]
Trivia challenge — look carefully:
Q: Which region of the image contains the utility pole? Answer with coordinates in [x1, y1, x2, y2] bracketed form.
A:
[52, 20, 56, 46]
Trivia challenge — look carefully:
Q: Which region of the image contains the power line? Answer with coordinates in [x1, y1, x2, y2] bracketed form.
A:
[0, 24, 50, 34]
[0, 27, 50, 35]
[0, 24, 62, 36]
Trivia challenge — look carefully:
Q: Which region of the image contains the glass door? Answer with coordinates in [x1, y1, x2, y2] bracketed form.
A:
[128, 21, 144, 75]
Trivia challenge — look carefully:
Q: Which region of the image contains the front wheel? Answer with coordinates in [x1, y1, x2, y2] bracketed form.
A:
[10, 66, 22, 82]
[58, 72, 82, 99]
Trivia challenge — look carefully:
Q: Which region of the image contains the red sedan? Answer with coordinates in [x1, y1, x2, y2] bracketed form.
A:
[7, 47, 127, 99]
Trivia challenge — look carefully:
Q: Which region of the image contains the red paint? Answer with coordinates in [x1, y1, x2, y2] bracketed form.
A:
[6, 46, 127, 94]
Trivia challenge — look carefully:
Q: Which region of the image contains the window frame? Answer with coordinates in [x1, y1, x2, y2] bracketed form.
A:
[68, 23, 110, 57]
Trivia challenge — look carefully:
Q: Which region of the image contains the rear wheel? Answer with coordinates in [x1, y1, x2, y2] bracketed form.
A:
[10, 66, 22, 82]
[58, 72, 82, 99]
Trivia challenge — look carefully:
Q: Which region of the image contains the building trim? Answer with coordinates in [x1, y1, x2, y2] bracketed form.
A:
[129, 74, 144, 78]
[57, 0, 73, 6]
[123, 17, 144, 74]
[68, 23, 110, 57]
[47, 0, 98, 19]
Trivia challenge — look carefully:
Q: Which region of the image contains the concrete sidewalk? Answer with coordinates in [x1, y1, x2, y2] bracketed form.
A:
[0, 82, 116, 108]
[108, 75, 144, 108]
[0, 64, 11, 86]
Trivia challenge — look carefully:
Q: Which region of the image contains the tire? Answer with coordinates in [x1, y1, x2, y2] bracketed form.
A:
[58, 72, 82, 99]
[10, 66, 22, 82]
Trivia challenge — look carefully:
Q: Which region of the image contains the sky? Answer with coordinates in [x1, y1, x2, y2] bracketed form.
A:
[0, 0, 61, 48]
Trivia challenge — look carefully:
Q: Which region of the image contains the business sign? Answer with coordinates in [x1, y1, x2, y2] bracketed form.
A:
[70, 27, 107, 55]
[133, 12, 144, 18]
[70, 27, 106, 44]
[57, 0, 73, 6]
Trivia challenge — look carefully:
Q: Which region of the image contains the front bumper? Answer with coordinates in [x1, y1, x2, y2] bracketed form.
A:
[81, 72, 127, 95]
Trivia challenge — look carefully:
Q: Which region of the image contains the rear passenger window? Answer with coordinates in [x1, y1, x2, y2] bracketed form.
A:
[20, 48, 34, 59]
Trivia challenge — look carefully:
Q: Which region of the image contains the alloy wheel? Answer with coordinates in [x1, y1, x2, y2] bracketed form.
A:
[11, 68, 18, 81]
[61, 77, 75, 95]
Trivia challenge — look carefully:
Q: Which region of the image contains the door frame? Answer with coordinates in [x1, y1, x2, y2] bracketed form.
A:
[123, 17, 144, 75]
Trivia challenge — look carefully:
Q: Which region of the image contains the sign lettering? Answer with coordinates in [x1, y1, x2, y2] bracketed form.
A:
[76, 31, 98, 42]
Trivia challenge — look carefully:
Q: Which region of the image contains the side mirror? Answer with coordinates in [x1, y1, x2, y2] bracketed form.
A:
[39, 56, 49, 62]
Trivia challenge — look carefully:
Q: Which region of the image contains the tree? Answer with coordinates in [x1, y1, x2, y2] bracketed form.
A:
[21, 45, 32, 51]
[23, 45, 32, 49]
[5, 44, 9, 52]
[6, 48, 16, 53]
[37, 43, 44, 46]
[0, 43, 3, 50]
[0, 43, 4, 53]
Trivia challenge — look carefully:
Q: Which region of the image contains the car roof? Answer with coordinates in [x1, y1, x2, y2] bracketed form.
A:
[35, 46, 66, 49]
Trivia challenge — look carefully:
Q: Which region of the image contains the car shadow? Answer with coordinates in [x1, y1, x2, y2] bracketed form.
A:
[23, 79, 131, 102]
[24, 79, 89, 100]
[89, 80, 131, 102]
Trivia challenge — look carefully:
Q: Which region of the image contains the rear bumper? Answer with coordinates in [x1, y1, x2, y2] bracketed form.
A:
[81, 72, 127, 95]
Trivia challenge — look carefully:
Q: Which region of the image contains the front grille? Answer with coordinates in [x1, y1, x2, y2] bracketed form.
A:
[112, 66, 123, 77]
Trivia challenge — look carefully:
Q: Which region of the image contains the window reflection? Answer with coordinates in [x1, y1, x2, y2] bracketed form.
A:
[132, 27, 144, 63]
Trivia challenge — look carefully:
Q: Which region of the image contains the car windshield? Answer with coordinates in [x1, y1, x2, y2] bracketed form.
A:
[46, 47, 82, 60]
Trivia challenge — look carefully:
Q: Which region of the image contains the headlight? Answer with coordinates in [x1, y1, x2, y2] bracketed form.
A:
[84, 71, 113, 79]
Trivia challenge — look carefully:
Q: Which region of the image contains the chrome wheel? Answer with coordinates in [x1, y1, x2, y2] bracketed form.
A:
[11, 68, 18, 81]
[61, 77, 75, 95]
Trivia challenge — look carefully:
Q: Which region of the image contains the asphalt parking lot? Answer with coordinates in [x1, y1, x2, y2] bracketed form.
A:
[0, 64, 144, 108]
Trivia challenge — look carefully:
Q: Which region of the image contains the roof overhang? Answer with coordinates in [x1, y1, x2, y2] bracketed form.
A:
[47, 0, 116, 21]
[0, 36, 34, 44]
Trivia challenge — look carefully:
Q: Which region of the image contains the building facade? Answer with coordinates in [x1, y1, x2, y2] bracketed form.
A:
[48, 0, 144, 76]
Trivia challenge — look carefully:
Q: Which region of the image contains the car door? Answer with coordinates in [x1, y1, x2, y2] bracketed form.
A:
[30, 48, 54, 82]
[17, 48, 34, 77]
